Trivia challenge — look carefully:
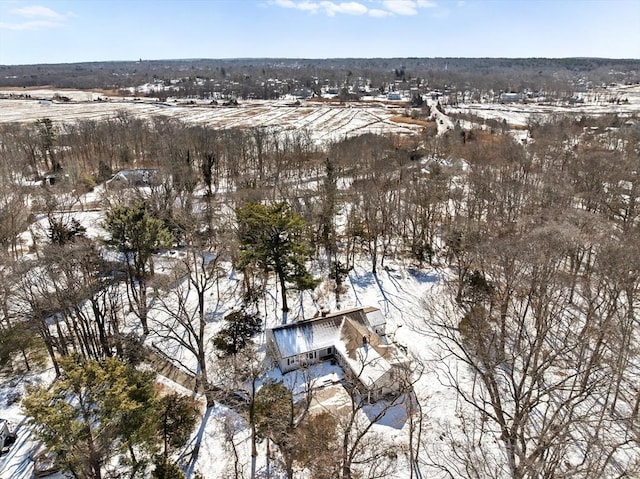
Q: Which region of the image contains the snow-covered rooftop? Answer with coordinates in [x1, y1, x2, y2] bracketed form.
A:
[270, 306, 386, 358]
[272, 315, 343, 358]
[349, 344, 392, 386]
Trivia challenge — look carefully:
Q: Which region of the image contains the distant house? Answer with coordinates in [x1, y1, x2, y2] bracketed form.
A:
[42, 174, 57, 186]
[292, 88, 313, 99]
[500, 92, 520, 103]
[387, 92, 402, 101]
[105, 169, 158, 188]
[267, 306, 409, 401]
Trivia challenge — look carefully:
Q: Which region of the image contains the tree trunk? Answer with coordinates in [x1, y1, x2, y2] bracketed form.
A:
[91, 299, 112, 357]
[250, 377, 257, 479]
[278, 268, 289, 316]
[139, 278, 149, 335]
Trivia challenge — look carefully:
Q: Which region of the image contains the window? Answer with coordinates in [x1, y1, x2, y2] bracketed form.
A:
[309, 352, 314, 359]
[327, 347, 333, 354]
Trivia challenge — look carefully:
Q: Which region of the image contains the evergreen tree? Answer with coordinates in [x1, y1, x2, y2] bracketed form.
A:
[157, 393, 198, 460]
[254, 381, 297, 479]
[236, 202, 318, 318]
[152, 458, 186, 479]
[48, 216, 87, 246]
[213, 310, 262, 357]
[104, 203, 173, 333]
[152, 393, 198, 479]
[22, 355, 159, 479]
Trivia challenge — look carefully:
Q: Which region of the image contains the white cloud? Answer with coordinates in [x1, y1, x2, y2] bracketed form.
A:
[1, 5, 75, 30]
[297, 1, 321, 11]
[11, 5, 66, 20]
[381, 0, 437, 15]
[382, 0, 417, 15]
[272, 0, 319, 12]
[368, 8, 392, 17]
[272, 0, 368, 16]
[271, 0, 437, 17]
[320, 1, 368, 16]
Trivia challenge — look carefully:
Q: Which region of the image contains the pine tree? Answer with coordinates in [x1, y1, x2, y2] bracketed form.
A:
[213, 310, 262, 357]
[22, 355, 159, 479]
[157, 393, 198, 460]
[236, 202, 318, 319]
[104, 204, 173, 333]
[254, 381, 297, 479]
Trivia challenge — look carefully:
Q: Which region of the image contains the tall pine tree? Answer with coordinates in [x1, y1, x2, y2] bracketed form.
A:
[236, 202, 318, 321]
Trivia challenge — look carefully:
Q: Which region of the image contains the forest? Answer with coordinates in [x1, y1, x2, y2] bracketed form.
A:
[0, 97, 639, 479]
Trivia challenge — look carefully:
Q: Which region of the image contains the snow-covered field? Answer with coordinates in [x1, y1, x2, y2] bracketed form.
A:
[447, 84, 640, 127]
[3, 85, 638, 147]
[0, 89, 422, 143]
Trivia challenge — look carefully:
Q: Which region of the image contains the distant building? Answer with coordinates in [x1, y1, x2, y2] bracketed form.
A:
[266, 306, 409, 401]
[500, 92, 521, 103]
[387, 92, 402, 101]
[42, 174, 57, 186]
[105, 169, 158, 188]
[292, 88, 313, 99]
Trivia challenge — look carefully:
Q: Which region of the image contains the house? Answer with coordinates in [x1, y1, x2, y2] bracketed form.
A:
[500, 92, 520, 103]
[292, 88, 313, 99]
[105, 169, 158, 188]
[267, 306, 409, 401]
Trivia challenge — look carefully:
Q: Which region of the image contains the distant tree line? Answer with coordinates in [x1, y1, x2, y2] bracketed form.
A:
[1, 57, 639, 98]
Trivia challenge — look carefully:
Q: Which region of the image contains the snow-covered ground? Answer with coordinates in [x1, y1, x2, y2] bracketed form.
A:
[447, 84, 640, 128]
[0, 368, 58, 479]
[1, 179, 457, 478]
[0, 90, 422, 144]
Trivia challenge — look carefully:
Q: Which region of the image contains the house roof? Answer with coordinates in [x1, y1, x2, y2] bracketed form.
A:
[337, 317, 392, 386]
[271, 315, 343, 358]
[270, 306, 386, 359]
[106, 169, 157, 185]
[365, 308, 386, 328]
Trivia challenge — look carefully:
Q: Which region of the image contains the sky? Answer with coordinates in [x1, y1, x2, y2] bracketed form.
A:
[0, 0, 638, 65]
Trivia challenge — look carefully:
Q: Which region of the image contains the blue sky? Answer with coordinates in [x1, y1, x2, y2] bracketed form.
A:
[0, 0, 638, 65]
